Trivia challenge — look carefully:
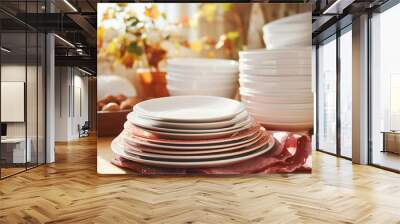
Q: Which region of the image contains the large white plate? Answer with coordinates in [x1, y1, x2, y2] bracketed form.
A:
[259, 121, 313, 131]
[123, 123, 261, 145]
[124, 119, 255, 140]
[134, 96, 245, 122]
[127, 111, 252, 134]
[239, 79, 311, 90]
[240, 93, 313, 104]
[120, 133, 271, 160]
[111, 134, 275, 168]
[123, 129, 262, 151]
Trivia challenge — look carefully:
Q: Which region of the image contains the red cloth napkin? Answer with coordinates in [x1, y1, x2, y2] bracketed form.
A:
[111, 131, 312, 175]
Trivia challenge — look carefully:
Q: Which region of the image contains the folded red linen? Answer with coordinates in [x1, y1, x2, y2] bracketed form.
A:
[111, 131, 312, 175]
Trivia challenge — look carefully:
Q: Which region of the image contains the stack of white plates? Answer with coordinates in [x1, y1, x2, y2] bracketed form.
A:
[112, 96, 274, 168]
[238, 48, 313, 131]
[166, 58, 239, 98]
[262, 12, 311, 49]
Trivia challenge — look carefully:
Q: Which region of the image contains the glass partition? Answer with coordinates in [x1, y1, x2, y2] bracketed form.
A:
[0, 1, 46, 179]
[339, 28, 352, 158]
[317, 36, 337, 154]
[370, 3, 400, 171]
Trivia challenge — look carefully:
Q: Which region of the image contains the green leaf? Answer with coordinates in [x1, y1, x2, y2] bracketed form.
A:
[127, 42, 143, 56]
[161, 12, 167, 20]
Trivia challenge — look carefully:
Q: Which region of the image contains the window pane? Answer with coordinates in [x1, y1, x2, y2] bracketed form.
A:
[340, 29, 352, 158]
[318, 37, 337, 154]
[371, 3, 400, 171]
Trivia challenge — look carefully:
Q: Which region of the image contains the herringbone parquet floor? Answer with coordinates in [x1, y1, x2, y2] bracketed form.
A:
[1, 135, 400, 224]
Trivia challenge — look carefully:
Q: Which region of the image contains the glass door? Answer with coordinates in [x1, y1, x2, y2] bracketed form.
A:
[317, 36, 337, 154]
[370, 3, 400, 171]
[339, 27, 352, 158]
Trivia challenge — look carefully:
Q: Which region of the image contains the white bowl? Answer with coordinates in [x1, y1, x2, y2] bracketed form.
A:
[167, 71, 238, 81]
[240, 93, 313, 104]
[251, 113, 313, 123]
[239, 67, 311, 76]
[167, 58, 238, 73]
[167, 67, 238, 77]
[239, 78, 311, 90]
[245, 105, 313, 120]
[239, 58, 310, 67]
[240, 74, 311, 83]
[167, 76, 237, 89]
[239, 87, 313, 98]
[167, 86, 236, 98]
[239, 48, 311, 60]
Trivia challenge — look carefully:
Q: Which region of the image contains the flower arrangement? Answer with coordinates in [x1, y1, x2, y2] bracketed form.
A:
[97, 3, 244, 72]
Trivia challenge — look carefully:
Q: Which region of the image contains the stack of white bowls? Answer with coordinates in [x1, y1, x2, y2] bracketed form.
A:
[166, 58, 238, 98]
[262, 12, 311, 50]
[238, 47, 313, 131]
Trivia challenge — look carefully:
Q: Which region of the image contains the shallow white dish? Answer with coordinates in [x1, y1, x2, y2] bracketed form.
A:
[167, 58, 238, 73]
[128, 119, 254, 140]
[167, 86, 236, 98]
[167, 68, 238, 77]
[239, 58, 310, 67]
[123, 129, 262, 151]
[245, 106, 313, 120]
[130, 110, 249, 130]
[167, 72, 237, 81]
[111, 133, 275, 168]
[127, 112, 252, 134]
[133, 96, 245, 123]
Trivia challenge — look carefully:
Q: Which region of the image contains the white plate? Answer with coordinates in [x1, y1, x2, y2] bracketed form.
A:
[133, 96, 245, 122]
[245, 105, 313, 118]
[121, 133, 272, 160]
[123, 123, 261, 145]
[239, 58, 310, 66]
[167, 69, 238, 77]
[127, 111, 252, 133]
[239, 68, 311, 76]
[241, 99, 313, 110]
[251, 113, 313, 123]
[123, 129, 262, 151]
[111, 134, 275, 168]
[125, 119, 255, 140]
[131, 110, 249, 130]
[167, 58, 238, 73]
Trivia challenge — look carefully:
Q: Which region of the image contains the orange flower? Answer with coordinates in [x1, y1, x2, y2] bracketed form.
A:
[180, 16, 190, 28]
[144, 5, 160, 20]
[97, 27, 104, 49]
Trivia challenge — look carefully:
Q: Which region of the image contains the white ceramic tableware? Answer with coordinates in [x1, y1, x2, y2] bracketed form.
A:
[134, 96, 245, 123]
[167, 86, 236, 98]
[167, 58, 238, 73]
[111, 134, 275, 168]
[128, 112, 252, 134]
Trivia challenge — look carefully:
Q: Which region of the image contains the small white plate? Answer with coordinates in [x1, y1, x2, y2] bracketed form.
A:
[111, 133, 275, 168]
[124, 119, 255, 140]
[130, 110, 249, 130]
[134, 96, 245, 122]
[127, 112, 252, 134]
